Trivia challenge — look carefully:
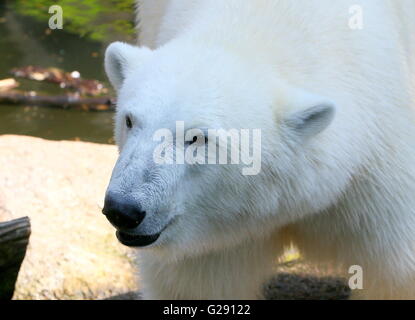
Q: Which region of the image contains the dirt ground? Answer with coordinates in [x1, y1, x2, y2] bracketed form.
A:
[0, 135, 138, 299]
[0, 135, 349, 300]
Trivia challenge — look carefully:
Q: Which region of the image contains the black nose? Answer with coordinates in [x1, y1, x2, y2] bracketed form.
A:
[102, 194, 146, 230]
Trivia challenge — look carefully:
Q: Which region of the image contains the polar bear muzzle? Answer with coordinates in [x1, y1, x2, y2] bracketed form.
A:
[102, 193, 161, 247]
[116, 230, 160, 247]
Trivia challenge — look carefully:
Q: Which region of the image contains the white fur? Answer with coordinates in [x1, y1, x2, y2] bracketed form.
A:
[105, 0, 415, 299]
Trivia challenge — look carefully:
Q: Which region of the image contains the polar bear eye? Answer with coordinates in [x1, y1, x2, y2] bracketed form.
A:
[126, 115, 133, 129]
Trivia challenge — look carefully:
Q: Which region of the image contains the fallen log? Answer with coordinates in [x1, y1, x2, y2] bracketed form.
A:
[11, 66, 108, 96]
[0, 91, 115, 112]
[0, 217, 31, 300]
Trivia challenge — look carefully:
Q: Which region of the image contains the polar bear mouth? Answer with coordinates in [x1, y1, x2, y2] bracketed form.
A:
[116, 231, 160, 247]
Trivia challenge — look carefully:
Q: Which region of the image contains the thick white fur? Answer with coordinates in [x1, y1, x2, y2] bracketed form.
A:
[106, 0, 415, 299]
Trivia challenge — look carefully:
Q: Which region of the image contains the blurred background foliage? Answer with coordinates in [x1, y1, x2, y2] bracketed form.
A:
[0, 0, 139, 143]
[12, 0, 136, 42]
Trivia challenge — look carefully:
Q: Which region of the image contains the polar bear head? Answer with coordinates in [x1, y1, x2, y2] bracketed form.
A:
[103, 41, 335, 257]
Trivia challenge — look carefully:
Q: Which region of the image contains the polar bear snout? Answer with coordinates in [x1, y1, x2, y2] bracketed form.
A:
[102, 193, 146, 231]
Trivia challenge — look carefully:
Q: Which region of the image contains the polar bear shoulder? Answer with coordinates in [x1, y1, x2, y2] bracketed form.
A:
[136, 0, 170, 48]
[136, 0, 202, 48]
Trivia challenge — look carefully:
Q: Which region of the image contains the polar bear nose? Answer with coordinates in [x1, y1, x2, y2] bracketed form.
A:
[102, 193, 146, 230]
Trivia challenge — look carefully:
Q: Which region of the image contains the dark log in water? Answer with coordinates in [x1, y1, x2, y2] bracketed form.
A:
[10, 66, 108, 96]
[0, 92, 115, 112]
[0, 217, 31, 300]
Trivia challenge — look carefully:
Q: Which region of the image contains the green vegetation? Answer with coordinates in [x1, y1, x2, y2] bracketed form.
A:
[12, 0, 136, 42]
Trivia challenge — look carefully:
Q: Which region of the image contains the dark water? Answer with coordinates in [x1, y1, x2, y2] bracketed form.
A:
[0, 1, 135, 144]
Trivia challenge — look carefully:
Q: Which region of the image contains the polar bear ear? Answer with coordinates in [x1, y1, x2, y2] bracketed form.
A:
[105, 42, 152, 91]
[283, 90, 336, 140]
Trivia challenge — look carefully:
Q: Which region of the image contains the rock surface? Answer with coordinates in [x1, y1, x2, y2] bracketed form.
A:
[0, 135, 349, 300]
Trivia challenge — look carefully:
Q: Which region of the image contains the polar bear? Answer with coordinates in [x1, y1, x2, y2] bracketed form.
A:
[103, 0, 415, 299]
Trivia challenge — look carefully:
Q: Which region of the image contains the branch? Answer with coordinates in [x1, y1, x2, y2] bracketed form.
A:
[10, 66, 108, 96]
[0, 92, 115, 112]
